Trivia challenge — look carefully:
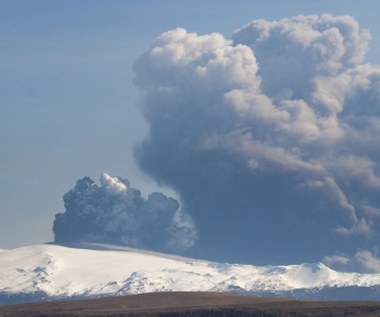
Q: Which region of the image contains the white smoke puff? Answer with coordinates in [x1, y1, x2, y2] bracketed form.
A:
[100, 173, 128, 195]
[169, 210, 197, 250]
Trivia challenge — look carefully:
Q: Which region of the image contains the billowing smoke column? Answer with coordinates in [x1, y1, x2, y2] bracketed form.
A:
[53, 173, 196, 252]
[134, 14, 380, 271]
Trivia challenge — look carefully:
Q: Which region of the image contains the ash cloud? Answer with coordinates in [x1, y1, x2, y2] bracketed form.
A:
[134, 14, 380, 270]
[53, 173, 196, 252]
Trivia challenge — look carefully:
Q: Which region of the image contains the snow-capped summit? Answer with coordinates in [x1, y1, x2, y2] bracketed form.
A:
[1, 243, 380, 305]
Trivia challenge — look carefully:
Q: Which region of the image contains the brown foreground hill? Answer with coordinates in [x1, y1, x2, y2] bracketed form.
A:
[0, 292, 379, 317]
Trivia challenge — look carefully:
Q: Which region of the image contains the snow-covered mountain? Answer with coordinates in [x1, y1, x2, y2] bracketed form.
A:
[1, 243, 380, 305]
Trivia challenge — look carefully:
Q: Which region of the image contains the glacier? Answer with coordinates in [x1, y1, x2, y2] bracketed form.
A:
[1, 243, 380, 305]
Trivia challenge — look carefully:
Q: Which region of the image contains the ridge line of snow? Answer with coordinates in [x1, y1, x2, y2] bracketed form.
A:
[1, 244, 380, 303]
[46, 242, 208, 264]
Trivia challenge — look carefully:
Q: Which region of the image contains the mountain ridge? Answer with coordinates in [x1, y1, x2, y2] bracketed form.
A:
[1, 243, 380, 305]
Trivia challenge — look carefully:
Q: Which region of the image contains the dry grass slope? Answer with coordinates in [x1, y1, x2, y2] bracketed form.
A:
[0, 292, 379, 317]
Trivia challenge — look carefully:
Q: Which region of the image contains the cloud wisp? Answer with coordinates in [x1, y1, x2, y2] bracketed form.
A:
[53, 173, 196, 253]
[133, 14, 380, 270]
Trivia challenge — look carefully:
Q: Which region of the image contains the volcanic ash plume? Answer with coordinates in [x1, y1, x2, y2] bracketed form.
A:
[53, 173, 196, 252]
[133, 14, 380, 270]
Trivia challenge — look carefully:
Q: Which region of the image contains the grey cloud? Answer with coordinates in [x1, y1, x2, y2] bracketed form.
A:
[232, 14, 370, 103]
[324, 249, 380, 273]
[133, 14, 380, 268]
[354, 250, 380, 273]
[53, 173, 196, 252]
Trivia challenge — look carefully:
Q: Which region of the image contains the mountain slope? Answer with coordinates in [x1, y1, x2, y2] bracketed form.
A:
[1, 243, 380, 305]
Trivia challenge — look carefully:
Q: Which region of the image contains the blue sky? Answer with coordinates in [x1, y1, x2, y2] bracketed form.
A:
[1, 0, 380, 264]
